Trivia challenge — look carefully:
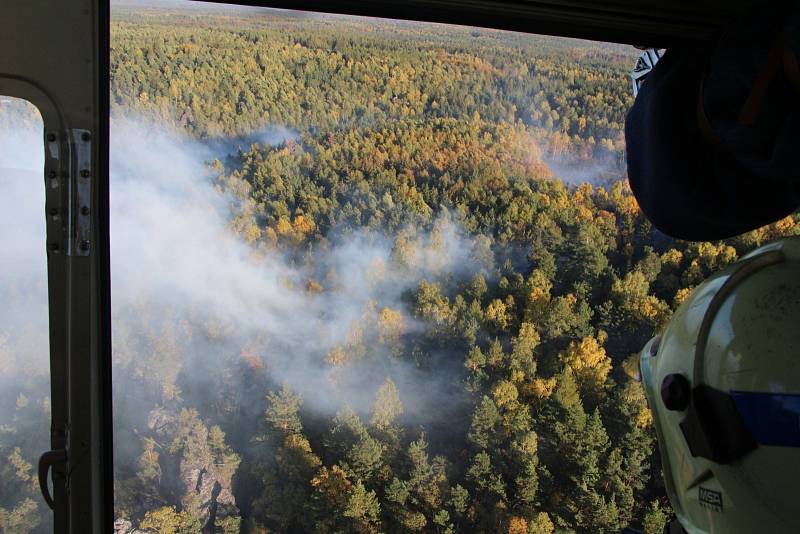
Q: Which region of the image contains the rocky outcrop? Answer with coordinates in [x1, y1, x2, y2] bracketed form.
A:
[146, 406, 177, 435]
[113, 518, 144, 534]
[182, 466, 239, 531]
[146, 406, 241, 532]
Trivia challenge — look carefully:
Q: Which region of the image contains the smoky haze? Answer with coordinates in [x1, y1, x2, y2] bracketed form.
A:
[0, 98, 48, 379]
[110, 118, 485, 434]
[0, 97, 53, 533]
[0, 105, 485, 524]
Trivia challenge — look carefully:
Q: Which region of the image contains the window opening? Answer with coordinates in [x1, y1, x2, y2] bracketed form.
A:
[0, 96, 52, 533]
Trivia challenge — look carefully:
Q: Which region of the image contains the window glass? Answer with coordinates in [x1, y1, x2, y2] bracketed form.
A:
[0, 96, 52, 533]
[109, 2, 799, 533]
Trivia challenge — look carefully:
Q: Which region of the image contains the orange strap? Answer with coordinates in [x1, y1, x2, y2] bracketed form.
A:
[698, 31, 800, 146]
[697, 75, 728, 152]
[783, 43, 800, 92]
[737, 33, 786, 125]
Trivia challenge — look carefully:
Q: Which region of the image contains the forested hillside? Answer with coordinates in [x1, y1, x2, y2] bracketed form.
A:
[1, 4, 798, 534]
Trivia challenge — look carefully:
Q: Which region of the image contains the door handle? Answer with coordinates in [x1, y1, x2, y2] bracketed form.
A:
[38, 449, 67, 510]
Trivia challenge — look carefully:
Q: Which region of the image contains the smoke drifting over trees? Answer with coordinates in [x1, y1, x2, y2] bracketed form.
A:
[111, 119, 485, 424]
[2, 5, 799, 534]
[109, 119, 497, 531]
[0, 99, 51, 534]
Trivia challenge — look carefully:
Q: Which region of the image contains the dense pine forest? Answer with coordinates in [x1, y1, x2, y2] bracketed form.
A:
[1, 3, 798, 534]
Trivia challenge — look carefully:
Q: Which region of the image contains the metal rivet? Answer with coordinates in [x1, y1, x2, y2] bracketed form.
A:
[48, 170, 57, 179]
[50, 243, 60, 252]
[46, 133, 57, 142]
[49, 208, 58, 216]
[79, 240, 90, 251]
[81, 132, 91, 142]
[80, 169, 91, 178]
[80, 206, 90, 216]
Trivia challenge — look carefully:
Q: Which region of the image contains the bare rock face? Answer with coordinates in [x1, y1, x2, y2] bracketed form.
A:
[146, 406, 176, 435]
[213, 484, 240, 529]
[215, 486, 238, 514]
[143, 406, 240, 531]
[113, 518, 144, 534]
[182, 462, 240, 531]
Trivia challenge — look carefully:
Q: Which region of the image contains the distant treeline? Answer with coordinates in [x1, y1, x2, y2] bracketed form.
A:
[110, 9, 633, 161]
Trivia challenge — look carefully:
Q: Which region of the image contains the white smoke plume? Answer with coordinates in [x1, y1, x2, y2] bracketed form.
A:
[0, 99, 483, 446]
[0, 97, 48, 379]
[1, 99, 484, 532]
[110, 119, 483, 427]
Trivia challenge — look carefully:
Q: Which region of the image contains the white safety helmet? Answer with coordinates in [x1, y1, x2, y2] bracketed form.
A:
[640, 236, 800, 534]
